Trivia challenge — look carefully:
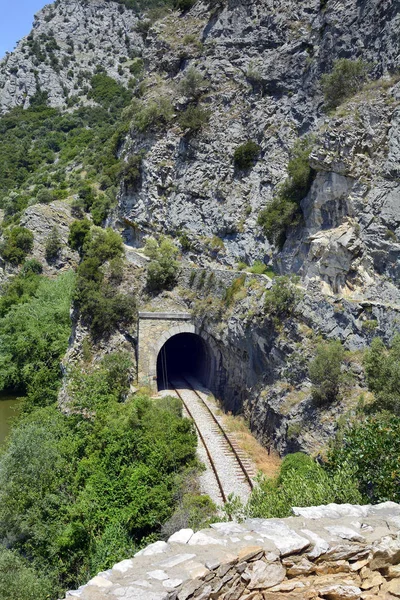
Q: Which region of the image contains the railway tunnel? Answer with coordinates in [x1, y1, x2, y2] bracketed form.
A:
[137, 312, 219, 393]
[157, 333, 211, 391]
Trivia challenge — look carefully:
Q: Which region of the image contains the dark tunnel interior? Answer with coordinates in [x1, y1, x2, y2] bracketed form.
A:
[157, 333, 209, 390]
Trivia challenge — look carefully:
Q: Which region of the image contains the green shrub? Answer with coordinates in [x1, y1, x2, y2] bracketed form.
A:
[21, 258, 43, 275]
[309, 340, 345, 406]
[0, 226, 34, 264]
[0, 271, 75, 403]
[36, 188, 54, 204]
[133, 96, 174, 132]
[88, 73, 131, 110]
[321, 59, 369, 110]
[0, 546, 52, 600]
[249, 260, 268, 275]
[179, 68, 207, 99]
[327, 413, 400, 503]
[248, 455, 361, 519]
[233, 140, 261, 170]
[144, 237, 180, 292]
[120, 153, 143, 189]
[45, 225, 62, 261]
[258, 137, 314, 247]
[264, 276, 301, 322]
[179, 232, 192, 252]
[0, 391, 197, 596]
[364, 335, 400, 414]
[179, 104, 210, 132]
[74, 229, 133, 338]
[68, 219, 91, 253]
[224, 274, 246, 306]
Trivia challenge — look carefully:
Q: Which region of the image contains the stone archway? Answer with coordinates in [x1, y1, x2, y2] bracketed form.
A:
[137, 312, 219, 393]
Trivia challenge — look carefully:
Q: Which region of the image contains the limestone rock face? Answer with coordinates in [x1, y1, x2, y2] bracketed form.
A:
[0, 0, 142, 113]
[115, 0, 400, 299]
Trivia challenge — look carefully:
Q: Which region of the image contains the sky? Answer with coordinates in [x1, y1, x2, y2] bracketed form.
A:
[0, 0, 49, 59]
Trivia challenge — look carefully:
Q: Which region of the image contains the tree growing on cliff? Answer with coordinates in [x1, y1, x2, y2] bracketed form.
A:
[45, 226, 62, 262]
[144, 236, 180, 292]
[321, 59, 369, 111]
[309, 340, 345, 406]
[363, 335, 400, 414]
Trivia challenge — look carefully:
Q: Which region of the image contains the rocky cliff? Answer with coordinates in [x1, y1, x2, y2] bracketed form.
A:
[1, 0, 400, 455]
[0, 0, 142, 112]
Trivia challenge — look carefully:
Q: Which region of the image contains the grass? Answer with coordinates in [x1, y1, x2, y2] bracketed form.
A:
[222, 413, 281, 478]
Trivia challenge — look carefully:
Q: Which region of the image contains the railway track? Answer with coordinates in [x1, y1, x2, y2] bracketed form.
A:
[168, 377, 255, 506]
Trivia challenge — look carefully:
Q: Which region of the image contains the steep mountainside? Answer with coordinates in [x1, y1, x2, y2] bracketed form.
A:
[0, 0, 142, 112]
[115, 0, 400, 301]
[0, 0, 400, 455]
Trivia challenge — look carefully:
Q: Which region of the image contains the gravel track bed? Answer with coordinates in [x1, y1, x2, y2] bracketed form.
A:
[171, 379, 252, 505]
[158, 388, 223, 505]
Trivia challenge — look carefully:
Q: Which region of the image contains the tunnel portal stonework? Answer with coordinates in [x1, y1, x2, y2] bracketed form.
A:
[137, 311, 219, 392]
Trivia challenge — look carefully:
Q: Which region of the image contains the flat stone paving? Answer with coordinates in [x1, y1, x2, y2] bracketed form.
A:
[64, 502, 400, 600]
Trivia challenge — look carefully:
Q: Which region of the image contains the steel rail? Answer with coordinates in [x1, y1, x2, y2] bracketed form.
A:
[180, 377, 254, 492]
[171, 385, 227, 503]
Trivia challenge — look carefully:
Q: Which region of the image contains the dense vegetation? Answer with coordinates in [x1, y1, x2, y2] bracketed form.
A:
[0, 376, 197, 597]
[72, 225, 136, 338]
[0, 270, 75, 407]
[0, 73, 132, 227]
[144, 236, 180, 292]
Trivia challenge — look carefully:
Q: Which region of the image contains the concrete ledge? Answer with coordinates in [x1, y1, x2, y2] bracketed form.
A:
[138, 312, 192, 320]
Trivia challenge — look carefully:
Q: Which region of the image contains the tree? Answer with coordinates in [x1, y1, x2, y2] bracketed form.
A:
[327, 413, 400, 503]
[179, 68, 207, 100]
[144, 237, 180, 292]
[234, 140, 261, 170]
[68, 219, 91, 253]
[309, 340, 345, 405]
[321, 59, 369, 110]
[364, 335, 400, 414]
[0, 226, 34, 265]
[45, 225, 62, 262]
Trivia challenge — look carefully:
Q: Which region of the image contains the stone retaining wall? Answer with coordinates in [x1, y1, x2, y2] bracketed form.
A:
[64, 502, 400, 600]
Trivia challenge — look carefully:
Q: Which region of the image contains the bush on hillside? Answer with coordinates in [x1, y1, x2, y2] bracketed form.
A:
[144, 237, 180, 292]
[234, 140, 261, 170]
[248, 453, 361, 519]
[309, 340, 345, 406]
[0, 546, 52, 600]
[0, 226, 34, 265]
[68, 219, 91, 253]
[264, 276, 301, 323]
[321, 59, 369, 111]
[0, 271, 75, 403]
[45, 225, 62, 261]
[133, 96, 174, 132]
[327, 413, 400, 503]
[0, 389, 197, 596]
[363, 335, 400, 414]
[179, 68, 207, 99]
[179, 104, 210, 132]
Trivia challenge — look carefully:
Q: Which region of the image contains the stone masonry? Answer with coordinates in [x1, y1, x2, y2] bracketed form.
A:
[63, 502, 400, 600]
[137, 312, 217, 392]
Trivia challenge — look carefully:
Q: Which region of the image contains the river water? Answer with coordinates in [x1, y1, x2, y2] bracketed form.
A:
[0, 396, 22, 445]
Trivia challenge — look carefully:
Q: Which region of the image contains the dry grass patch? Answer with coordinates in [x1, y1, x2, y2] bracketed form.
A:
[222, 413, 281, 478]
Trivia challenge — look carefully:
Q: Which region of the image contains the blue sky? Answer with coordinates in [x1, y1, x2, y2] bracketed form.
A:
[0, 1, 49, 59]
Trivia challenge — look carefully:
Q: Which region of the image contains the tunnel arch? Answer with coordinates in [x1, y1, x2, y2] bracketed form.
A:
[148, 324, 218, 391]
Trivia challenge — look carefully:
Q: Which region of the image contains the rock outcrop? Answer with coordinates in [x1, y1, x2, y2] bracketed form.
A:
[0, 0, 142, 112]
[63, 501, 400, 600]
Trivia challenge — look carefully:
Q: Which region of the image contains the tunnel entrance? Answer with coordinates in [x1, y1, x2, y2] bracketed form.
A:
[157, 333, 210, 391]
